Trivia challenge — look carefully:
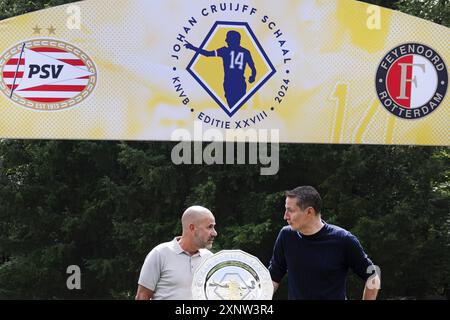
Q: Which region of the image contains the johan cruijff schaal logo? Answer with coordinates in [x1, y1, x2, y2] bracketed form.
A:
[185, 22, 275, 117]
[170, 4, 292, 129]
[376, 43, 447, 119]
[0, 39, 97, 111]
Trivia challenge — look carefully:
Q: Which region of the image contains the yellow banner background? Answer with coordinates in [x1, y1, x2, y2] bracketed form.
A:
[0, 0, 448, 145]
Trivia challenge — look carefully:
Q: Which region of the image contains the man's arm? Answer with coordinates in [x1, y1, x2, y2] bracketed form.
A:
[268, 229, 287, 297]
[272, 281, 279, 293]
[135, 284, 154, 300]
[247, 53, 256, 83]
[184, 42, 215, 57]
[344, 234, 380, 300]
[362, 275, 380, 300]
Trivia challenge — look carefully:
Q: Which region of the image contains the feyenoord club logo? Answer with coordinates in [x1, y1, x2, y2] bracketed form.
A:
[376, 43, 447, 119]
[0, 39, 97, 111]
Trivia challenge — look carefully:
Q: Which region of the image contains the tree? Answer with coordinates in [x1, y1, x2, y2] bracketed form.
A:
[0, 0, 77, 20]
[397, 0, 449, 26]
[321, 146, 450, 299]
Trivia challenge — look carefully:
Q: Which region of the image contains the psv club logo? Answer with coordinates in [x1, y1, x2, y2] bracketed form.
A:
[0, 39, 97, 111]
[376, 43, 447, 119]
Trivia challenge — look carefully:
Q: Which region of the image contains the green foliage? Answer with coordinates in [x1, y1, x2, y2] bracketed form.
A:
[1, 141, 448, 299]
[397, 0, 449, 26]
[0, 0, 77, 20]
[359, 0, 398, 9]
[359, 0, 449, 26]
[322, 146, 450, 299]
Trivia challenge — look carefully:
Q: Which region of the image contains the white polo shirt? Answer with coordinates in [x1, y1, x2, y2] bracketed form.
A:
[138, 237, 213, 300]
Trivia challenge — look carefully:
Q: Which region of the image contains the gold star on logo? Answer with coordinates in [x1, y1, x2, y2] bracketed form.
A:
[32, 25, 42, 34]
[47, 25, 56, 34]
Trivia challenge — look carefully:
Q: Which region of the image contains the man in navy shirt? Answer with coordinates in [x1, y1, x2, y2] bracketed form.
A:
[185, 30, 256, 109]
[269, 186, 380, 300]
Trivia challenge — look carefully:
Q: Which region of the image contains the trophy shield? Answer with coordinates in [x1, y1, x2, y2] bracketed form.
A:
[192, 250, 273, 300]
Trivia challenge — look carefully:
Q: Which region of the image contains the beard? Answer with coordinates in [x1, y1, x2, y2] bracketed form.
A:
[194, 231, 214, 249]
[204, 241, 213, 250]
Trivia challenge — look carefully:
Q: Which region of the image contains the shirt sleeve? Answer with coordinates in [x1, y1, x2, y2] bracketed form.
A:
[245, 49, 255, 67]
[216, 47, 226, 57]
[268, 229, 287, 283]
[345, 233, 374, 282]
[137, 248, 162, 291]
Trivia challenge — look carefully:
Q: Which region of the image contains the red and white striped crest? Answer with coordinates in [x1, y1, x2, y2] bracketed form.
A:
[0, 39, 97, 111]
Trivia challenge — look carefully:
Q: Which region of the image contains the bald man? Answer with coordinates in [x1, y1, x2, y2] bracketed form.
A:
[135, 206, 217, 300]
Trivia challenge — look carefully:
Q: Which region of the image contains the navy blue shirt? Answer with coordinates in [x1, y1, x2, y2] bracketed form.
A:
[269, 223, 374, 300]
[216, 46, 253, 83]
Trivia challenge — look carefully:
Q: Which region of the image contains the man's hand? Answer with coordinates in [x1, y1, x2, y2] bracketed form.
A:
[135, 285, 154, 300]
[272, 281, 279, 293]
[362, 275, 380, 300]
